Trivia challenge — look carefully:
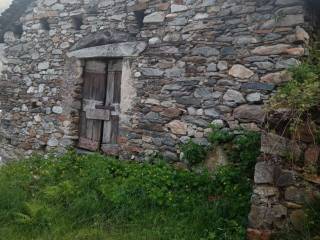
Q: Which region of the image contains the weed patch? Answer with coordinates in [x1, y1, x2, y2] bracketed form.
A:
[0, 136, 259, 240]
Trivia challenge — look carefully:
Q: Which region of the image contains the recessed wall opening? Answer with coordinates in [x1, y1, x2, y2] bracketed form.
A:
[134, 10, 145, 29]
[306, 0, 320, 38]
[72, 15, 84, 30]
[40, 18, 50, 31]
[78, 58, 123, 156]
[88, 5, 98, 15]
[12, 24, 23, 39]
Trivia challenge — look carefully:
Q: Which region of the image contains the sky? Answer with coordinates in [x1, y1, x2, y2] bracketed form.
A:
[0, 0, 12, 14]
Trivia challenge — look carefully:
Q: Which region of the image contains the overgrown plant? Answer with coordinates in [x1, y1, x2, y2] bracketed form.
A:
[228, 131, 261, 177]
[208, 125, 234, 145]
[180, 126, 260, 177]
[268, 48, 320, 142]
[180, 139, 207, 165]
[0, 148, 259, 240]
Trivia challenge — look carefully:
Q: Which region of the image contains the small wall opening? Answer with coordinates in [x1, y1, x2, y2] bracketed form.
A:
[88, 5, 98, 15]
[72, 15, 84, 30]
[40, 18, 50, 31]
[306, 0, 320, 38]
[134, 10, 145, 29]
[13, 24, 23, 39]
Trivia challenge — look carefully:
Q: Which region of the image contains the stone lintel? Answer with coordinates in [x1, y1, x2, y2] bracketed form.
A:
[67, 41, 147, 59]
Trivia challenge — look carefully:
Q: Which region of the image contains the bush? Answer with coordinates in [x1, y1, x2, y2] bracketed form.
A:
[0, 150, 257, 240]
[180, 140, 207, 165]
[268, 51, 320, 139]
[228, 131, 261, 177]
[208, 125, 234, 145]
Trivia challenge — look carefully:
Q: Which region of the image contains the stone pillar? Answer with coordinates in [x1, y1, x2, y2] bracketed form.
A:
[248, 1, 320, 237]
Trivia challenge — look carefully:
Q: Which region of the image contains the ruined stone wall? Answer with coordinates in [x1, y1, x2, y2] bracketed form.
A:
[248, 132, 320, 239]
[248, 1, 320, 238]
[0, 0, 310, 162]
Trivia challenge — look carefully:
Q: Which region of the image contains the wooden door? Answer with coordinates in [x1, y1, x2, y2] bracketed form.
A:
[78, 60, 108, 151]
[101, 60, 122, 155]
[78, 59, 122, 154]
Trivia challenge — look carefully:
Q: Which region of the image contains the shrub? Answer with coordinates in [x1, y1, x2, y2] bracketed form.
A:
[208, 125, 234, 145]
[0, 150, 256, 240]
[268, 50, 320, 140]
[180, 140, 207, 165]
[228, 131, 261, 177]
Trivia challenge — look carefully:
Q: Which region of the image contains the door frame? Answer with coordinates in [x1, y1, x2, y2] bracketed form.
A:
[65, 41, 146, 154]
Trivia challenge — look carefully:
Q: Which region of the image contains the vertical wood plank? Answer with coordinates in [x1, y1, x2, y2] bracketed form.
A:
[102, 68, 114, 144]
[78, 60, 107, 151]
[111, 68, 122, 144]
[102, 59, 122, 146]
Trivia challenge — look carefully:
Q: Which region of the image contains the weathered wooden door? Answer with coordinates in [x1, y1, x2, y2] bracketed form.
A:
[101, 60, 122, 155]
[78, 59, 122, 154]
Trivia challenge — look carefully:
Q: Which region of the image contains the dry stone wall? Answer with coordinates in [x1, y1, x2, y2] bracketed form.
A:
[248, 131, 320, 238]
[0, 0, 311, 163]
[0, 0, 318, 237]
[248, 1, 320, 238]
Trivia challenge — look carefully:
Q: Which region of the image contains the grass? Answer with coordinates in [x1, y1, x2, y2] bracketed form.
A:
[0, 130, 260, 240]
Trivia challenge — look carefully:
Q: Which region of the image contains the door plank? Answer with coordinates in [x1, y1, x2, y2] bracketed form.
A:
[102, 59, 122, 148]
[82, 99, 104, 112]
[86, 109, 110, 121]
[111, 69, 122, 144]
[102, 66, 115, 145]
[78, 60, 107, 151]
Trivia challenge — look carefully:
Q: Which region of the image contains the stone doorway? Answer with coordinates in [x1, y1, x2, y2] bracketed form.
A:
[78, 59, 122, 155]
[66, 38, 146, 156]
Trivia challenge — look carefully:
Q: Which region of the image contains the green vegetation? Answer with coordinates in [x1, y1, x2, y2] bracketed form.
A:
[208, 125, 234, 145]
[180, 139, 207, 165]
[180, 124, 260, 174]
[267, 43, 320, 240]
[228, 131, 261, 177]
[268, 47, 320, 141]
[0, 128, 261, 240]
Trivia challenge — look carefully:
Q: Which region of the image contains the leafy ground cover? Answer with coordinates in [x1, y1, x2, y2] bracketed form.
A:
[0, 130, 260, 240]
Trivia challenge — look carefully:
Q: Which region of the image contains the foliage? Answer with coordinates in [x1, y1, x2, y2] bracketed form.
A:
[208, 125, 234, 145]
[180, 140, 207, 165]
[180, 126, 260, 174]
[268, 50, 320, 140]
[228, 131, 261, 177]
[269, 64, 320, 127]
[0, 148, 259, 240]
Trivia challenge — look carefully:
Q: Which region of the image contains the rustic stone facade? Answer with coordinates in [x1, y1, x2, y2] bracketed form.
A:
[0, 0, 311, 162]
[247, 1, 320, 238]
[0, 0, 319, 237]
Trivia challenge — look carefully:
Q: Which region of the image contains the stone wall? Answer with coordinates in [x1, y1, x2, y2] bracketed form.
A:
[248, 131, 320, 239]
[248, 1, 320, 238]
[0, 0, 311, 162]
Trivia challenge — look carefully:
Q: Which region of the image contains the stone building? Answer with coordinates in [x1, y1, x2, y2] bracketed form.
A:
[0, 0, 319, 237]
[0, 0, 316, 161]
